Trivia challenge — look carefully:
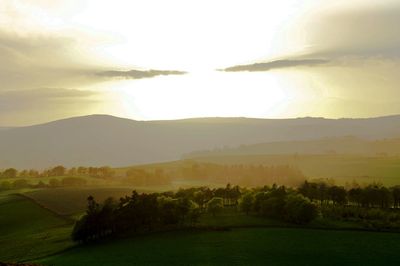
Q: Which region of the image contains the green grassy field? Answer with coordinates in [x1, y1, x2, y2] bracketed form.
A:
[25, 187, 136, 216]
[24, 186, 175, 217]
[0, 193, 73, 262]
[1, 188, 399, 265]
[37, 228, 400, 266]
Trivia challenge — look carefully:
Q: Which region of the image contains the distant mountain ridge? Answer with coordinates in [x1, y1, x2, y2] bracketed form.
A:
[1, 114, 400, 169]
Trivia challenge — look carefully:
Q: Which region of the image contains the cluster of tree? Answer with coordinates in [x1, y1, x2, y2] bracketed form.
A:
[0, 177, 88, 191]
[72, 184, 320, 243]
[298, 181, 400, 208]
[0, 179, 30, 190]
[239, 185, 318, 224]
[297, 181, 400, 229]
[320, 205, 400, 229]
[123, 168, 171, 186]
[0, 165, 114, 179]
[72, 191, 200, 242]
[179, 162, 305, 187]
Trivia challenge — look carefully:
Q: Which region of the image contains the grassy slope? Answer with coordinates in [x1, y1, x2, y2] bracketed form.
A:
[0, 193, 73, 262]
[38, 228, 400, 266]
[24, 187, 171, 217]
[191, 154, 400, 186]
[25, 187, 135, 216]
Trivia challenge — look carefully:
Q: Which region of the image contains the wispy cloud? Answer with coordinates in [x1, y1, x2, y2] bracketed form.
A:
[221, 59, 329, 72]
[0, 30, 187, 91]
[96, 69, 187, 79]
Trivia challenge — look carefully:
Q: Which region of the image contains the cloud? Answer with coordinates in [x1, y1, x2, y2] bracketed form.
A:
[306, 3, 400, 60]
[96, 69, 187, 79]
[0, 30, 188, 92]
[223, 3, 400, 72]
[221, 59, 329, 72]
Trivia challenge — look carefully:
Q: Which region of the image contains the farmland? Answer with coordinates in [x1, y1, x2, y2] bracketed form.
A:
[38, 228, 400, 266]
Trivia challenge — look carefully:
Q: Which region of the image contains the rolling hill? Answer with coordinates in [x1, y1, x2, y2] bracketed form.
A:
[185, 136, 400, 158]
[1, 114, 400, 168]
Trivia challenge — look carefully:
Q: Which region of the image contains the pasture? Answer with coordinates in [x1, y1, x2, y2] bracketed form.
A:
[38, 228, 400, 266]
[0, 194, 73, 262]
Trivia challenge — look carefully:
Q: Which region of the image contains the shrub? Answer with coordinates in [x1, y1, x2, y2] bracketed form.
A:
[207, 197, 224, 217]
[284, 194, 318, 224]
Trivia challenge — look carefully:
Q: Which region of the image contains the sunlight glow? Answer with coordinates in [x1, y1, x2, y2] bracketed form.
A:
[97, 71, 295, 120]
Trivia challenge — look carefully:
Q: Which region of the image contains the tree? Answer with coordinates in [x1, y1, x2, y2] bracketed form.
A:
[207, 197, 223, 217]
[51, 165, 66, 176]
[284, 194, 318, 224]
[392, 186, 400, 208]
[3, 168, 18, 178]
[328, 186, 347, 205]
[239, 193, 254, 215]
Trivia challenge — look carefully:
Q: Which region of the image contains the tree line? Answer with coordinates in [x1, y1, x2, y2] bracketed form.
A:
[72, 184, 317, 243]
[0, 165, 115, 179]
[0, 177, 89, 191]
[72, 181, 400, 243]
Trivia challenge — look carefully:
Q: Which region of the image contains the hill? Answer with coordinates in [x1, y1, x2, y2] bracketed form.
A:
[2, 114, 400, 168]
[185, 136, 400, 158]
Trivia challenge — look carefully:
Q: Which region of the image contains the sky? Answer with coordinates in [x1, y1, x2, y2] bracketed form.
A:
[1, 0, 400, 126]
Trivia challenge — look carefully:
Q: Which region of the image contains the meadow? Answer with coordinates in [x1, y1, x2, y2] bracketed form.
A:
[37, 228, 400, 266]
[0, 186, 399, 265]
[1, 154, 400, 265]
[0, 193, 73, 262]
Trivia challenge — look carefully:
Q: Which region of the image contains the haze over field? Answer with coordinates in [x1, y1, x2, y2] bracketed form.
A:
[1, 114, 400, 169]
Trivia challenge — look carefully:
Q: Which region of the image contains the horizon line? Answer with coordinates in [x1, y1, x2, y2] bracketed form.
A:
[3, 113, 400, 128]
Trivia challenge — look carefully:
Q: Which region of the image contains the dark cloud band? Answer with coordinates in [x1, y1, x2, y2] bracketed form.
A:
[221, 59, 329, 72]
[96, 69, 187, 79]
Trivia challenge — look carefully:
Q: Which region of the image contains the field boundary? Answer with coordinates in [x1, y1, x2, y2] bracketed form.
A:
[13, 193, 75, 224]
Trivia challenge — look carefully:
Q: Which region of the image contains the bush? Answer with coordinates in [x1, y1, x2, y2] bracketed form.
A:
[207, 197, 224, 217]
[239, 193, 254, 215]
[12, 179, 29, 189]
[260, 197, 285, 219]
[284, 194, 318, 224]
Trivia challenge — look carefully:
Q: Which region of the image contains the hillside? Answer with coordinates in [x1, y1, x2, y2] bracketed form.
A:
[185, 136, 400, 158]
[1, 114, 400, 168]
[0, 193, 72, 262]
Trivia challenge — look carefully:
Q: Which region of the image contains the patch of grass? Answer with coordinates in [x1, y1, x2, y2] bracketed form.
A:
[0, 194, 73, 262]
[24, 187, 135, 216]
[38, 227, 400, 266]
[198, 208, 284, 228]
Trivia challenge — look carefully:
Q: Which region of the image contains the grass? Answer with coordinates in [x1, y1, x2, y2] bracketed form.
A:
[24, 186, 172, 217]
[1, 189, 399, 265]
[37, 227, 400, 266]
[0, 194, 73, 262]
[191, 154, 400, 186]
[24, 187, 135, 216]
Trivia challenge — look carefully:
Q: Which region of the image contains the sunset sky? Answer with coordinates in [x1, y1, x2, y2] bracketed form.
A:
[1, 0, 400, 126]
